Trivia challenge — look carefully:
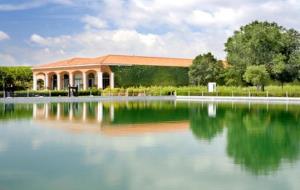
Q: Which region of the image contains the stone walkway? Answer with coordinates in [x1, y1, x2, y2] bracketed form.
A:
[1, 95, 300, 104]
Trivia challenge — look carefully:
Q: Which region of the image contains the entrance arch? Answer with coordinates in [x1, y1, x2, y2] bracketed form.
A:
[88, 73, 95, 88]
[37, 79, 44, 90]
[73, 71, 83, 89]
[63, 74, 69, 89]
[103, 73, 110, 89]
[48, 73, 58, 90]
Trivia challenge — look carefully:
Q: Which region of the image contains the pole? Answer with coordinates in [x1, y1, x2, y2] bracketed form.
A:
[2, 76, 5, 98]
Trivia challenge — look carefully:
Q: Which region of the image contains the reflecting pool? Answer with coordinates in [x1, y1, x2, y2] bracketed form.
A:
[1, 101, 300, 190]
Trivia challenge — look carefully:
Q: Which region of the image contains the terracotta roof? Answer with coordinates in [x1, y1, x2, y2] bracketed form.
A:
[33, 54, 193, 69]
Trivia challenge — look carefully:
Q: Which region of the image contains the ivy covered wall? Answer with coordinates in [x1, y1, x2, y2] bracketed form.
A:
[110, 65, 189, 87]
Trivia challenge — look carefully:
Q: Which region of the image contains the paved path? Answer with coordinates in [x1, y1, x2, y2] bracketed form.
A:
[0, 96, 175, 104]
[1, 95, 300, 104]
[176, 96, 300, 104]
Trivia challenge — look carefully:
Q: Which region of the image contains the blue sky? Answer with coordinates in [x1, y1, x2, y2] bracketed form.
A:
[0, 0, 300, 66]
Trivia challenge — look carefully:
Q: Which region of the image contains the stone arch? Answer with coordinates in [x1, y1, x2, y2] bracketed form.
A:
[48, 72, 57, 90]
[86, 70, 97, 89]
[58, 71, 70, 90]
[37, 79, 45, 90]
[35, 72, 46, 90]
[73, 71, 83, 90]
[103, 72, 110, 89]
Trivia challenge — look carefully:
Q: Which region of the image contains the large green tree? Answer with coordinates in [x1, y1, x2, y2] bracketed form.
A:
[225, 21, 300, 86]
[189, 52, 223, 85]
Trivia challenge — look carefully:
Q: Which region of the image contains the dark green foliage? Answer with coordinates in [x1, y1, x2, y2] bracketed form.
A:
[225, 105, 300, 175]
[189, 104, 224, 141]
[225, 21, 300, 86]
[110, 65, 189, 87]
[189, 53, 224, 85]
[0, 103, 33, 120]
[243, 65, 270, 90]
[112, 102, 189, 124]
[0, 66, 32, 90]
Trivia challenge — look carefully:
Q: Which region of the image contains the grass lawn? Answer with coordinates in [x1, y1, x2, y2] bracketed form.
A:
[2, 85, 300, 97]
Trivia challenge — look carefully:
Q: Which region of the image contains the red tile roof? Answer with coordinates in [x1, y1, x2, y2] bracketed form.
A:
[33, 54, 193, 69]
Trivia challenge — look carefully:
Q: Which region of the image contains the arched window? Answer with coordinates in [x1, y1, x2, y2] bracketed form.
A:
[37, 79, 44, 90]
[63, 74, 69, 89]
[103, 73, 110, 89]
[51, 74, 57, 90]
[74, 73, 83, 89]
[88, 73, 95, 88]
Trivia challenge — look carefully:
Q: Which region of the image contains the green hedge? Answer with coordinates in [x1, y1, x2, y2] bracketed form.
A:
[1, 85, 300, 97]
[0, 89, 102, 97]
[111, 65, 189, 87]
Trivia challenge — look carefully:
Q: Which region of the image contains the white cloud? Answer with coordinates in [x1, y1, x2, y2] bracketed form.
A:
[0, 0, 73, 11]
[82, 15, 108, 29]
[0, 31, 9, 41]
[30, 34, 71, 47]
[1, 0, 300, 65]
[187, 8, 243, 28]
[27, 28, 215, 65]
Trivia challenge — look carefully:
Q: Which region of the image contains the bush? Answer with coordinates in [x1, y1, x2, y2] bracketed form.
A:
[2, 85, 300, 98]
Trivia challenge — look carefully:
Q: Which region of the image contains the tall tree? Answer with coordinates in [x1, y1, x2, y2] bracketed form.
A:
[189, 53, 223, 85]
[225, 21, 300, 86]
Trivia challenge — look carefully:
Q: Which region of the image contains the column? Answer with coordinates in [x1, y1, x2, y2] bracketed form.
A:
[69, 103, 73, 121]
[82, 102, 87, 121]
[33, 103, 37, 119]
[69, 72, 74, 87]
[44, 103, 49, 119]
[33, 73, 37, 90]
[110, 103, 114, 122]
[45, 73, 49, 90]
[97, 71, 103, 89]
[97, 102, 103, 123]
[83, 72, 87, 90]
[56, 103, 61, 120]
[57, 73, 61, 90]
[110, 72, 114, 89]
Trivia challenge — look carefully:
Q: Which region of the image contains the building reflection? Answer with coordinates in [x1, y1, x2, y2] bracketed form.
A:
[2, 101, 300, 176]
[31, 101, 190, 136]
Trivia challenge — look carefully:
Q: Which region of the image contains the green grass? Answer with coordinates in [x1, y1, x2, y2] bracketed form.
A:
[1, 85, 300, 97]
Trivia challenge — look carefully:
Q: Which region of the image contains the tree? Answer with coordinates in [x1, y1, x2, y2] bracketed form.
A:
[223, 67, 243, 86]
[0, 66, 32, 90]
[189, 53, 223, 85]
[225, 21, 300, 86]
[243, 65, 269, 91]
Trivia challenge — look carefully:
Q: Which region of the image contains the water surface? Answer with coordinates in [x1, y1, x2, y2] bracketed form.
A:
[1, 101, 300, 190]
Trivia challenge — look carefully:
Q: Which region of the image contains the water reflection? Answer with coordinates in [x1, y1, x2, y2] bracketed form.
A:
[1, 101, 300, 176]
[30, 101, 190, 135]
[226, 106, 300, 175]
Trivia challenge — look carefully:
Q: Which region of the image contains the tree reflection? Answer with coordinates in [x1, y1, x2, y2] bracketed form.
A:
[189, 104, 224, 141]
[189, 103, 300, 175]
[225, 105, 300, 175]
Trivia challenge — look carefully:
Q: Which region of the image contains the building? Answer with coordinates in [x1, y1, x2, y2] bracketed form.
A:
[32, 54, 193, 90]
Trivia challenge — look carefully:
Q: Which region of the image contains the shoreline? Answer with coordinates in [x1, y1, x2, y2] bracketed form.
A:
[1, 95, 300, 104]
[175, 96, 300, 104]
[0, 96, 176, 104]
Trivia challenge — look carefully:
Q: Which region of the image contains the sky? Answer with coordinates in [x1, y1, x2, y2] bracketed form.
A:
[0, 0, 299, 66]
